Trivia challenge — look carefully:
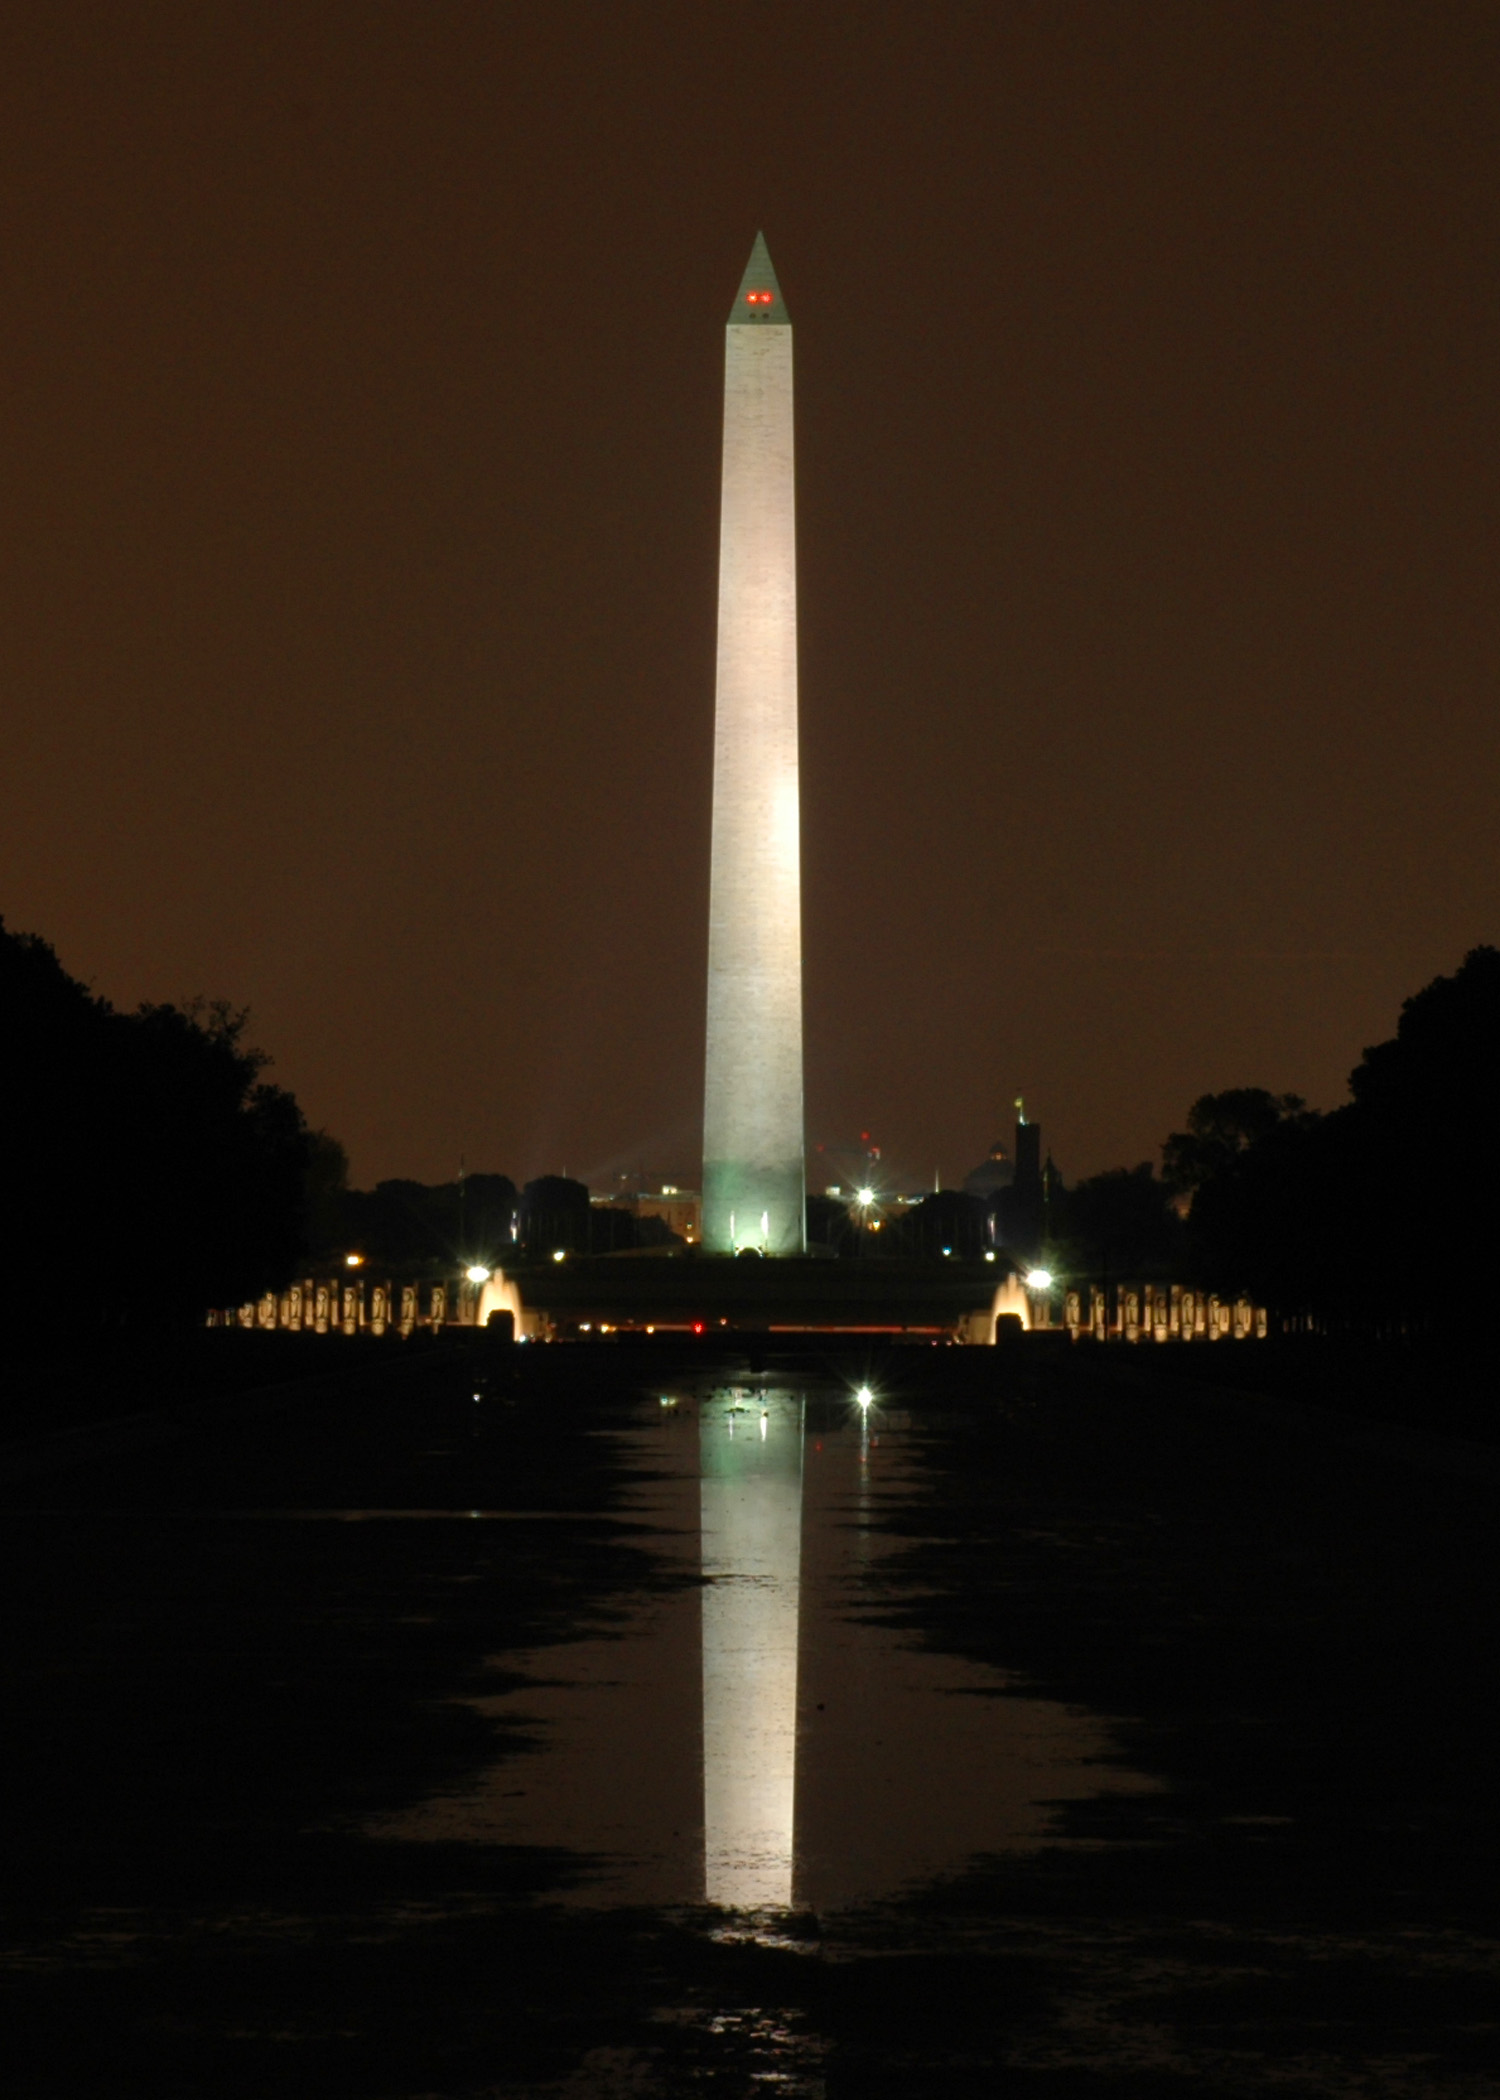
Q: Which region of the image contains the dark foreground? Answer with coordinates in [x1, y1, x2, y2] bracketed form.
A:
[2, 1340, 1497, 2096]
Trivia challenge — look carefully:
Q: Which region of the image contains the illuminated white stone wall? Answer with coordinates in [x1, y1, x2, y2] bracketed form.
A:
[700, 1388, 804, 1908]
[702, 234, 806, 1255]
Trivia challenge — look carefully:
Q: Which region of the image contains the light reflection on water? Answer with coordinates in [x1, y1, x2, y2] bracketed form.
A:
[702, 1388, 802, 1908]
[373, 1382, 1152, 1915]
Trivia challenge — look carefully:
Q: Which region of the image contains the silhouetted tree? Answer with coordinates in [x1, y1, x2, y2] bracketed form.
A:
[1, 918, 310, 1333]
[589, 1205, 638, 1254]
[893, 1190, 986, 1260]
[806, 1194, 860, 1255]
[320, 1172, 519, 1270]
[1162, 1088, 1311, 1199]
[463, 1175, 520, 1260]
[1057, 1163, 1185, 1278]
[303, 1131, 350, 1256]
[1181, 948, 1500, 1333]
[518, 1175, 591, 1257]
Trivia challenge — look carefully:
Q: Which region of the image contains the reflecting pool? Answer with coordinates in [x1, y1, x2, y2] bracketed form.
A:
[376, 1379, 1153, 1914]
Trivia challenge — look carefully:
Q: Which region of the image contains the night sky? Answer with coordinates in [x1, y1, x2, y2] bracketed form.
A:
[3, 4, 1496, 1195]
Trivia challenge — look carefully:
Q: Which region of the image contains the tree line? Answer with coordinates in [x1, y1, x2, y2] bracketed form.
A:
[1042, 945, 1499, 1337]
[307, 1163, 681, 1269]
[808, 946, 1499, 1342]
[1, 918, 309, 1336]
[6, 913, 1494, 1341]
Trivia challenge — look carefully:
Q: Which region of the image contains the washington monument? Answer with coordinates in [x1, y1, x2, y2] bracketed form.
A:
[702, 234, 806, 1256]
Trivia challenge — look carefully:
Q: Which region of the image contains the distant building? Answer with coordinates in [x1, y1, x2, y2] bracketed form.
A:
[968, 1102, 1055, 1257]
[962, 1139, 1014, 1205]
[590, 1184, 701, 1246]
[636, 1187, 701, 1245]
[1012, 1118, 1043, 1217]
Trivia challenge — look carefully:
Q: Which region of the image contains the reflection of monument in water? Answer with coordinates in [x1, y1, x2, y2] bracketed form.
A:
[374, 1385, 1148, 1912]
[700, 1388, 803, 1908]
[702, 235, 806, 1257]
[694, 1384, 1146, 1915]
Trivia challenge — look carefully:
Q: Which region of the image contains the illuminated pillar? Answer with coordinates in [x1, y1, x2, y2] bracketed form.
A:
[700, 1388, 803, 1908]
[702, 234, 806, 1255]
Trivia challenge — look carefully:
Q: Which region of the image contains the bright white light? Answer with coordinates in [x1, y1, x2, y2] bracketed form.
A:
[856, 1186, 875, 1205]
[465, 1264, 490, 1284]
[344, 1253, 364, 1268]
[855, 1384, 873, 1408]
[984, 1250, 996, 1263]
[552, 1249, 566, 1263]
[1025, 1268, 1054, 1290]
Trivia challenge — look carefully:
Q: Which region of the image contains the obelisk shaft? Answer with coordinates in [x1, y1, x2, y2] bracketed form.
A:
[703, 236, 805, 1256]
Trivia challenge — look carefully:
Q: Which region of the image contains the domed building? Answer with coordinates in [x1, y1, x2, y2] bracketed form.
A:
[962, 1138, 1014, 1205]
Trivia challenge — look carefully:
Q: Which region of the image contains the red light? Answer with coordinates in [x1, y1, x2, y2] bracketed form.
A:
[691, 1320, 705, 1335]
[744, 290, 774, 305]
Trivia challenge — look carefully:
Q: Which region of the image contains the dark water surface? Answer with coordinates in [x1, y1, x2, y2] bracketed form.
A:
[2, 1343, 1498, 2095]
[373, 1383, 1151, 1914]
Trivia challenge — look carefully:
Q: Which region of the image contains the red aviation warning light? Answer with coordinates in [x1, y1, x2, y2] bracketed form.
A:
[744, 290, 775, 306]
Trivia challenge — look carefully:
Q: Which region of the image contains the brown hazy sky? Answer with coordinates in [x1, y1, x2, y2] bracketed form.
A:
[3, 3, 1497, 1193]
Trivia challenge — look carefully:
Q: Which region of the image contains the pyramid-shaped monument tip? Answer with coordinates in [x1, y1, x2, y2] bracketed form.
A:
[729, 231, 789, 325]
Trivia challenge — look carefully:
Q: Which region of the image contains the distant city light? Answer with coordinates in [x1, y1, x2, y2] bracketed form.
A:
[464, 1264, 490, 1284]
[1025, 1268, 1054, 1290]
[855, 1385, 874, 1408]
[344, 1253, 364, 1268]
[856, 1186, 875, 1205]
[984, 1251, 997, 1263]
[552, 1249, 566, 1263]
